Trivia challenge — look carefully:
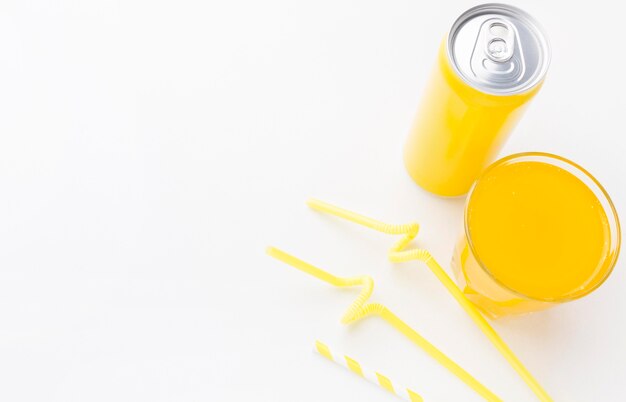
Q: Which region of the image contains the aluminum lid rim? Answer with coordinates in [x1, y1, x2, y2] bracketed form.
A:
[447, 3, 551, 96]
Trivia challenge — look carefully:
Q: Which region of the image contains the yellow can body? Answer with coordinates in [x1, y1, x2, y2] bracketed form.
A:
[404, 41, 543, 196]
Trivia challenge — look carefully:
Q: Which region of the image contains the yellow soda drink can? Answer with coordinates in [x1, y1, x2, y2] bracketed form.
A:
[404, 4, 550, 196]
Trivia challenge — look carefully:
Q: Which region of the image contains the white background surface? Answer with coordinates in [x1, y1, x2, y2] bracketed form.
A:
[0, 1, 624, 401]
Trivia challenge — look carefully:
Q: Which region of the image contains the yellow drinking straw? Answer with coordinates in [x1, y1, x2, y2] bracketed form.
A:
[314, 340, 424, 401]
[306, 198, 553, 402]
[267, 246, 502, 401]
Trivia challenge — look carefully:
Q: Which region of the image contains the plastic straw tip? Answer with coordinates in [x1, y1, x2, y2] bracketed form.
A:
[305, 198, 318, 208]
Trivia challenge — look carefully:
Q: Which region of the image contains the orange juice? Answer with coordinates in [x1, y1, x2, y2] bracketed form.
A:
[404, 5, 550, 196]
[452, 153, 621, 318]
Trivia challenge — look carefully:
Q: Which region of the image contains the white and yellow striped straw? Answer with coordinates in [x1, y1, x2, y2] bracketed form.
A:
[314, 340, 423, 402]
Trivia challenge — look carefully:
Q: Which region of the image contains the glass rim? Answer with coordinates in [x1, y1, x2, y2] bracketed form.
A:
[464, 152, 621, 303]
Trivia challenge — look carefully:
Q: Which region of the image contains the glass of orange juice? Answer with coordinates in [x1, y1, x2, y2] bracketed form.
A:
[452, 152, 621, 318]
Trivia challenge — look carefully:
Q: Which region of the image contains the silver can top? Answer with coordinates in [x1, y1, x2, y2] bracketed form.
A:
[447, 4, 550, 95]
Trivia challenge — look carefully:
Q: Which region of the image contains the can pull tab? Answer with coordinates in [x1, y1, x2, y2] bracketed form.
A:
[485, 20, 515, 62]
[470, 18, 525, 83]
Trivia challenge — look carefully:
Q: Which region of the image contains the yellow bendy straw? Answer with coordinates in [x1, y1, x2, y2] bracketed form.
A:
[314, 340, 424, 401]
[306, 198, 553, 402]
[266, 246, 502, 402]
